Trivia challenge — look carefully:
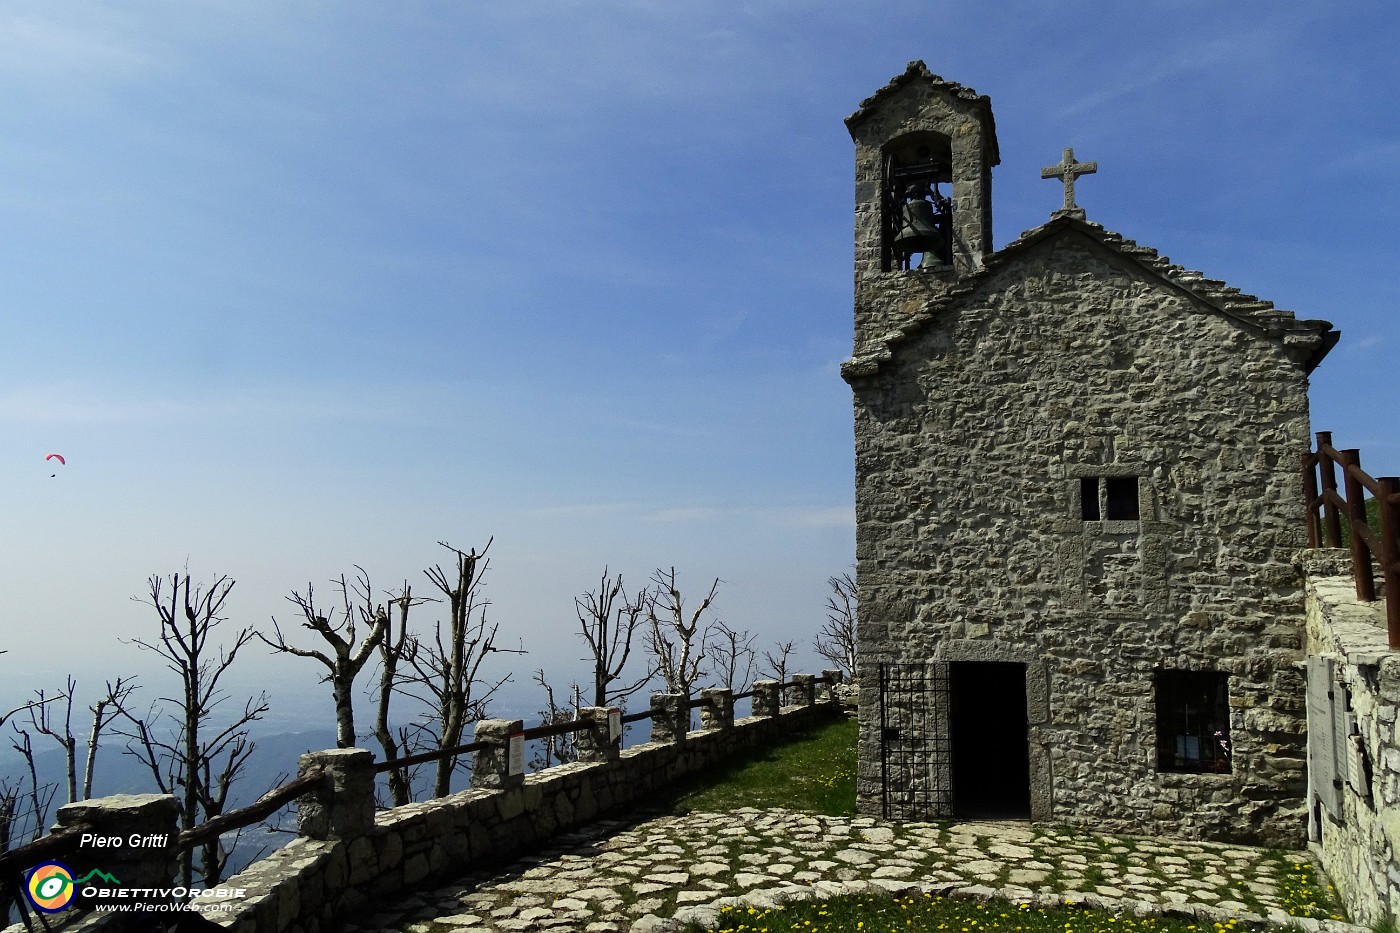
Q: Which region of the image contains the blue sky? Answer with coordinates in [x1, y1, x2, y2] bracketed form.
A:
[2, 3, 1397, 730]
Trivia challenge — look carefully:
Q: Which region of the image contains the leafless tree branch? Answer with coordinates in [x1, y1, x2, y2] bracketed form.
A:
[259, 567, 389, 747]
[576, 567, 655, 707]
[815, 571, 858, 679]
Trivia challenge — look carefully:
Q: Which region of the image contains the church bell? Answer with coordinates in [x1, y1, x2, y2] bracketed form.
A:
[894, 198, 946, 269]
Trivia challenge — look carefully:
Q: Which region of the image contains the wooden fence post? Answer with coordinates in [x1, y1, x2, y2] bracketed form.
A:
[1318, 432, 1345, 547]
[1339, 448, 1376, 601]
[1379, 476, 1400, 649]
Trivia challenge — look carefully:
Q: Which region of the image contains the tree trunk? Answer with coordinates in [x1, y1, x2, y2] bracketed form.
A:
[333, 663, 355, 749]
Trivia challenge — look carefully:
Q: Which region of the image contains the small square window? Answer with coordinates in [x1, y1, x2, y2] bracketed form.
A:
[1105, 477, 1139, 520]
[1155, 670, 1231, 773]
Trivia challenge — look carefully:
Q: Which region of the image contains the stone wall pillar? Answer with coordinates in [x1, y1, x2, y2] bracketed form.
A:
[819, 669, 844, 703]
[751, 680, 781, 718]
[53, 793, 179, 909]
[575, 706, 620, 763]
[700, 688, 734, 730]
[791, 674, 817, 707]
[295, 748, 374, 841]
[650, 693, 688, 744]
[471, 719, 525, 790]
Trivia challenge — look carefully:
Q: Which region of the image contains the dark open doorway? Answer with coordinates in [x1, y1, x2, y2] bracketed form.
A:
[950, 661, 1031, 819]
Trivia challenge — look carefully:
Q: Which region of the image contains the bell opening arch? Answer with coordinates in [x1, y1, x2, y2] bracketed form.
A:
[882, 131, 954, 272]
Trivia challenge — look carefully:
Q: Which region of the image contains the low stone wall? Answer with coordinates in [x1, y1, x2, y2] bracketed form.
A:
[5, 680, 844, 933]
[1302, 551, 1400, 929]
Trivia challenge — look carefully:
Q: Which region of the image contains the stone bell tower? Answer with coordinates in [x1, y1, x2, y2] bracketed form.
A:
[845, 61, 999, 355]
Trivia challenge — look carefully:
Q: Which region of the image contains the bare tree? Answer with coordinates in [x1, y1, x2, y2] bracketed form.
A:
[85, 679, 137, 800]
[25, 676, 136, 804]
[762, 639, 797, 701]
[406, 539, 513, 798]
[1, 659, 63, 927]
[25, 679, 77, 805]
[258, 567, 388, 748]
[530, 670, 580, 770]
[645, 568, 720, 700]
[3, 730, 56, 848]
[0, 680, 59, 852]
[816, 571, 858, 678]
[710, 621, 756, 693]
[115, 571, 269, 887]
[373, 582, 428, 807]
[575, 568, 653, 707]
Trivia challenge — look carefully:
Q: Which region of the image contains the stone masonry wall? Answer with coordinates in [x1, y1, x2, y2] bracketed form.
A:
[1302, 553, 1400, 928]
[850, 230, 1313, 846]
[4, 696, 842, 933]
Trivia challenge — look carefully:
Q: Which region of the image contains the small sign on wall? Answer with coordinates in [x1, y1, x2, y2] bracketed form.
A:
[608, 708, 622, 743]
[508, 732, 525, 776]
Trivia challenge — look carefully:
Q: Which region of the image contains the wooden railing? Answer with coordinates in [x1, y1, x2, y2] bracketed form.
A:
[1302, 430, 1400, 647]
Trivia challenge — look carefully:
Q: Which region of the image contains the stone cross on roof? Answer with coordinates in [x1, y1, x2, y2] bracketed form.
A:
[1041, 147, 1097, 220]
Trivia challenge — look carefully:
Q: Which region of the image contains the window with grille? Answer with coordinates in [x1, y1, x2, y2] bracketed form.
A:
[1155, 669, 1232, 773]
[1080, 476, 1139, 521]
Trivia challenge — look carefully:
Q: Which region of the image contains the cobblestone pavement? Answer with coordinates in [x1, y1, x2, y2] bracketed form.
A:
[347, 808, 1349, 933]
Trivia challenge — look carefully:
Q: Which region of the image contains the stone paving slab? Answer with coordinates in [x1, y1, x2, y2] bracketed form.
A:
[344, 808, 1353, 933]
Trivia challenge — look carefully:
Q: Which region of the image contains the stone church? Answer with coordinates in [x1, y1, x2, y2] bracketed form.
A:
[843, 62, 1338, 846]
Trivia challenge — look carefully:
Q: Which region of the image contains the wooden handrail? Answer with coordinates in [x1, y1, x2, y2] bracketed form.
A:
[1305, 431, 1400, 647]
[521, 717, 589, 741]
[0, 822, 95, 874]
[179, 770, 325, 851]
[374, 739, 489, 774]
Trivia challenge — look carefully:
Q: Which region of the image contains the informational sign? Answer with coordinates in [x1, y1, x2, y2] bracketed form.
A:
[1306, 656, 1345, 820]
[507, 732, 525, 777]
[608, 708, 622, 743]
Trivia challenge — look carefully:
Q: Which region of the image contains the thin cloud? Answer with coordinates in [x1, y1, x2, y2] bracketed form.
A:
[771, 506, 854, 528]
[1056, 39, 1239, 119]
[641, 507, 720, 524]
[520, 502, 852, 528]
[1335, 140, 1400, 173]
[0, 383, 415, 425]
[522, 502, 633, 520]
[0, 11, 161, 85]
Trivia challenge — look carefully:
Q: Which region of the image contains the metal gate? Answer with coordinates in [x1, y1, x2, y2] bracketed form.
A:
[877, 662, 952, 820]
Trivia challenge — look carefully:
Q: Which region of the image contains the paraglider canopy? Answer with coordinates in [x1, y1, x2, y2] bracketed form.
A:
[45, 453, 65, 465]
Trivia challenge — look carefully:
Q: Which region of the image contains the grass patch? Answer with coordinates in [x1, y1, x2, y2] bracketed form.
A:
[1275, 853, 1345, 920]
[685, 892, 1266, 933]
[655, 716, 857, 816]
